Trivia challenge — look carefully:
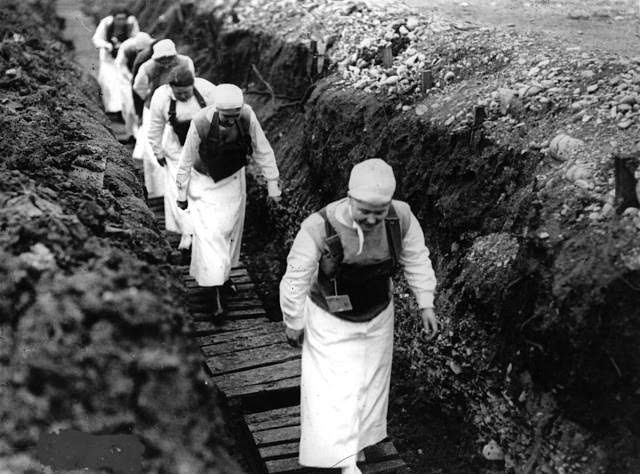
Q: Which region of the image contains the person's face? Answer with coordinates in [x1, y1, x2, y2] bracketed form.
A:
[217, 107, 242, 127]
[113, 13, 128, 28]
[171, 85, 194, 102]
[155, 55, 175, 66]
[349, 198, 390, 232]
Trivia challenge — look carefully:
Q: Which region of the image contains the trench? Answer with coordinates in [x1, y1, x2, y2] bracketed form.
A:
[33, 0, 640, 473]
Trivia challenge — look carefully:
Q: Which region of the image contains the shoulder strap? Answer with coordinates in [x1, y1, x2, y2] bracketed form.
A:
[318, 206, 343, 265]
[168, 98, 177, 125]
[234, 114, 253, 155]
[385, 204, 402, 267]
[193, 87, 206, 108]
[319, 207, 336, 238]
[207, 111, 220, 142]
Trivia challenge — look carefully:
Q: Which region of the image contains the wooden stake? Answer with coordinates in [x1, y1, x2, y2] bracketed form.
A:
[382, 45, 393, 68]
[420, 69, 433, 92]
[613, 153, 640, 213]
[473, 105, 486, 128]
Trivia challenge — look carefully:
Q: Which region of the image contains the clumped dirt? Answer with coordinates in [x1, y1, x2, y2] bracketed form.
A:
[89, 0, 640, 472]
[0, 2, 241, 473]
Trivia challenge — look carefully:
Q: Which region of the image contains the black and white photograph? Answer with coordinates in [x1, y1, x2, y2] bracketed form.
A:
[1, 0, 639, 472]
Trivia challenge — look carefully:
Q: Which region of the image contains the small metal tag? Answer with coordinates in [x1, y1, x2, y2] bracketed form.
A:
[326, 294, 353, 313]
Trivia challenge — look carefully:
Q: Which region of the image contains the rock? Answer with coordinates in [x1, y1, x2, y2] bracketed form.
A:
[415, 104, 429, 116]
[566, 164, 592, 181]
[444, 71, 455, 82]
[528, 66, 540, 76]
[497, 88, 519, 115]
[405, 16, 420, 30]
[575, 179, 592, 190]
[383, 75, 399, 85]
[580, 70, 595, 79]
[618, 103, 633, 113]
[571, 100, 589, 111]
[619, 94, 637, 105]
[398, 25, 409, 36]
[549, 134, 585, 161]
[587, 84, 599, 93]
[444, 115, 456, 126]
[482, 440, 505, 461]
[618, 120, 633, 129]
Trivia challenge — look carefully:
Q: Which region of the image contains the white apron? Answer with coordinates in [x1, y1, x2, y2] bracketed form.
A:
[299, 298, 393, 468]
[97, 49, 123, 113]
[188, 168, 246, 286]
[134, 107, 165, 198]
[163, 137, 193, 234]
[120, 82, 138, 139]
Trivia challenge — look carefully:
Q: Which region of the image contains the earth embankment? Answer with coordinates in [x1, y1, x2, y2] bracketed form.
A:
[0, 1, 241, 472]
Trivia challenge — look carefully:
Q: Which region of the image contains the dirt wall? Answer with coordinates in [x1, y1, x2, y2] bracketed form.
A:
[126, 1, 639, 472]
[0, 1, 241, 473]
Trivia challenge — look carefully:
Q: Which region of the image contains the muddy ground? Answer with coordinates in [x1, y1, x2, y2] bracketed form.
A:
[0, 1, 241, 472]
[100, 0, 640, 473]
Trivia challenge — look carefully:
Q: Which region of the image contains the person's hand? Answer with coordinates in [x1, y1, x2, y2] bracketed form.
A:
[420, 308, 438, 340]
[176, 200, 188, 210]
[156, 153, 167, 167]
[285, 326, 304, 348]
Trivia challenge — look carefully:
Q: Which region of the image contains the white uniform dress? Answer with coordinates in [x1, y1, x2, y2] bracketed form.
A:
[147, 78, 217, 234]
[132, 55, 195, 198]
[91, 15, 139, 113]
[176, 104, 280, 286]
[114, 36, 148, 139]
[279, 198, 437, 469]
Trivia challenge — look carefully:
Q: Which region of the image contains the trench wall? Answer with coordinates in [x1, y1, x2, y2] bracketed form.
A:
[125, 0, 640, 471]
[0, 1, 241, 473]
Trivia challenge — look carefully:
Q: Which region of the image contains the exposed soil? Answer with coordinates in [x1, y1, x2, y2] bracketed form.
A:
[0, 1, 241, 472]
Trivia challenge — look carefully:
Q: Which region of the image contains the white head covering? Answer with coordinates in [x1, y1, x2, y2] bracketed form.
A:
[348, 158, 396, 205]
[152, 39, 177, 59]
[133, 32, 152, 49]
[214, 84, 244, 110]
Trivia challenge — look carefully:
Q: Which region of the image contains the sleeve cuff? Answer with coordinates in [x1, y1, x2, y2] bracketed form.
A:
[267, 179, 281, 197]
[415, 292, 434, 310]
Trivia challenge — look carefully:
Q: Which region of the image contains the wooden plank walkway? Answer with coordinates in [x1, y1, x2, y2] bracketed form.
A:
[148, 197, 409, 474]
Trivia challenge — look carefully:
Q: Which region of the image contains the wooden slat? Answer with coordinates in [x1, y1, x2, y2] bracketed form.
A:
[364, 441, 398, 462]
[194, 318, 272, 342]
[206, 342, 299, 375]
[253, 425, 300, 446]
[246, 405, 301, 431]
[361, 459, 408, 473]
[202, 330, 286, 356]
[264, 451, 406, 474]
[200, 321, 282, 344]
[259, 442, 298, 460]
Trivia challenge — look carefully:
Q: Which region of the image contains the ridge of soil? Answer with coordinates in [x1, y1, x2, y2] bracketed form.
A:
[89, 0, 640, 472]
[0, 1, 241, 472]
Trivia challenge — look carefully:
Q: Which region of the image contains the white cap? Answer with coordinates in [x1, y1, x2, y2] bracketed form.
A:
[152, 39, 177, 59]
[133, 32, 152, 49]
[214, 83, 244, 110]
[348, 159, 396, 205]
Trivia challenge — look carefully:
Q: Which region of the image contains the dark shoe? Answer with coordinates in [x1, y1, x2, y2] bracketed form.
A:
[211, 287, 227, 322]
[221, 278, 238, 297]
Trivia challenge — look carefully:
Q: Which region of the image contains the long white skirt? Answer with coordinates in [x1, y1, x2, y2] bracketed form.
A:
[188, 168, 246, 286]
[120, 82, 139, 139]
[164, 153, 193, 234]
[134, 107, 165, 198]
[97, 49, 123, 113]
[300, 299, 393, 468]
